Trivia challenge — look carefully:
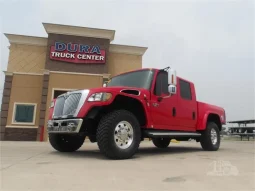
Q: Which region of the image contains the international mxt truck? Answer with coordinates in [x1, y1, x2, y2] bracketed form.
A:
[47, 67, 226, 159]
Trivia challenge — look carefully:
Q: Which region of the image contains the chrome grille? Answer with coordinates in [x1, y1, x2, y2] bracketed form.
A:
[53, 96, 65, 117]
[53, 93, 82, 118]
[63, 93, 82, 115]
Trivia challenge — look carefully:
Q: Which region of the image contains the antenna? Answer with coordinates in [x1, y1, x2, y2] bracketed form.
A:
[161, 66, 171, 71]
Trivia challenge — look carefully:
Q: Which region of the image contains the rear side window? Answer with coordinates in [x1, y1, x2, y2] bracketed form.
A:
[179, 79, 192, 100]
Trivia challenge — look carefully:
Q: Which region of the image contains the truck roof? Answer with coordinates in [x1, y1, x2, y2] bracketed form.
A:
[110, 68, 193, 84]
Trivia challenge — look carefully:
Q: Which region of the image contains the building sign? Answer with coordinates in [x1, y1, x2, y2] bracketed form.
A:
[50, 42, 106, 64]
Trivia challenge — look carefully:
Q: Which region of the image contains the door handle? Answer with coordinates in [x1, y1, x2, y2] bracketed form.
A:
[192, 112, 196, 120]
[157, 97, 163, 102]
[172, 107, 176, 117]
[152, 102, 159, 107]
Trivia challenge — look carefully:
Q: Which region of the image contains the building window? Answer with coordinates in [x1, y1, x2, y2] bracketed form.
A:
[12, 103, 37, 125]
[52, 88, 75, 100]
[179, 79, 192, 100]
[103, 78, 109, 85]
[53, 90, 68, 99]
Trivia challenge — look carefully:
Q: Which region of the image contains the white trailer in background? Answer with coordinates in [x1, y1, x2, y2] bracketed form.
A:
[228, 119, 255, 141]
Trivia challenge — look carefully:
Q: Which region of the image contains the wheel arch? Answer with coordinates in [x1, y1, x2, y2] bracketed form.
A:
[103, 94, 148, 127]
[205, 113, 222, 131]
[83, 94, 149, 131]
[197, 112, 222, 131]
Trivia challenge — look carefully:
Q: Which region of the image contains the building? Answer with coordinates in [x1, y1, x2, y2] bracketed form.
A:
[0, 23, 147, 141]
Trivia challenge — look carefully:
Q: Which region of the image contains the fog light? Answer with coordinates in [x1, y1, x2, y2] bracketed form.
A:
[67, 122, 76, 132]
[47, 120, 53, 127]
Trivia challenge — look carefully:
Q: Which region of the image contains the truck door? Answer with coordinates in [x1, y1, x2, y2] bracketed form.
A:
[176, 78, 197, 130]
[150, 70, 179, 130]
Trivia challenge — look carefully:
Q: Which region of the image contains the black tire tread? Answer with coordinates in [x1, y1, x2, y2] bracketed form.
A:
[96, 110, 141, 159]
[200, 122, 220, 151]
[152, 138, 171, 148]
[49, 134, 85, 152]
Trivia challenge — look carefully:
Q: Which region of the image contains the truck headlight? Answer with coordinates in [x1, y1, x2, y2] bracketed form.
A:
[87, 92, 112, 102]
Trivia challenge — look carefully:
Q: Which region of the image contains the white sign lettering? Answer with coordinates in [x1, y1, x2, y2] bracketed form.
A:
[51, 52, 105, 61]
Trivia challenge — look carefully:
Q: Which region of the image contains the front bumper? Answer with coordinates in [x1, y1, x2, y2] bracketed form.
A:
[47, 119, 83, 133]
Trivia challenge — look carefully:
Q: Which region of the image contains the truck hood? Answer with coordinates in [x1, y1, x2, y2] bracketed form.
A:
[88, 86, 149, 96]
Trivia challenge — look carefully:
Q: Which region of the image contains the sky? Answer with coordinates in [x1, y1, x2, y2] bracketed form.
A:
[0, 0, 254, 122]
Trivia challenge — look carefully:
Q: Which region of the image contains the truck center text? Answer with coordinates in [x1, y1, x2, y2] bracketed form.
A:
[51, 52, 105, 61]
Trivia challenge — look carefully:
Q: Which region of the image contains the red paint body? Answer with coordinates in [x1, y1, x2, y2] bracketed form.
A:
[77, 69, 225, 131]
[49, 68, 226, 132]
[42, 99, 56, 140]
[48, 99, 56, 121]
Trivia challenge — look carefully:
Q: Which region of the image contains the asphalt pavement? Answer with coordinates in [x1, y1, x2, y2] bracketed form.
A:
[0, 139, 254, 191]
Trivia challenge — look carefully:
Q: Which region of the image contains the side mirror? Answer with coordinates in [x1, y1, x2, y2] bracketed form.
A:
[168, 84, 177, 94]
[103, 83, 107, 87]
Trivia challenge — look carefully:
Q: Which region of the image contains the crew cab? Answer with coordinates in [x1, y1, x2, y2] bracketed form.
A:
[47, 67, 226, 159]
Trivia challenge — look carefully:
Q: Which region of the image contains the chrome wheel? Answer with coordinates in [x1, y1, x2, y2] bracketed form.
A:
[211, 128, 218, 145]
[114, 121, 134, 149]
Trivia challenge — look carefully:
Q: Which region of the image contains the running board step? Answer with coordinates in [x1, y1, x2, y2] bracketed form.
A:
[143, 130, 201, 138]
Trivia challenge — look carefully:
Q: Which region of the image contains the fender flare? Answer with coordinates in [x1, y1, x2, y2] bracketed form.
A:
[113, 94, 151, 128]
[86, 93, 151, 128]
[197, 111, 221, 130]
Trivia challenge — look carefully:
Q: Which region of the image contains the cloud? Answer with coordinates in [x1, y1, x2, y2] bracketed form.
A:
[0, 0, 254, 120]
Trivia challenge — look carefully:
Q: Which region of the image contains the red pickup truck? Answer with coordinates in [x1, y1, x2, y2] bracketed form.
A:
[47, 67, 226, 159]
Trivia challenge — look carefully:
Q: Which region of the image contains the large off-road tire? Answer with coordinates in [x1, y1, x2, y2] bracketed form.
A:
[200, 122, 221, 151]
[49, 134, 85, 152]
[88, 135, 97, 143]
[152, 138, 171, 148]
[96, 110, 141, 160]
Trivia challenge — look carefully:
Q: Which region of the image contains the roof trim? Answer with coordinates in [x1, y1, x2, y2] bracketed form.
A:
[3, 70, 111, 78]
[3, 71, 13, 76]
[4, 33, 48, 46]
[43, 23, 116, 41]
[14, 72, 43, 76]
[3, 71, 43, 76]
[49, 70, 111, 77]
[109, 44, 148, 55]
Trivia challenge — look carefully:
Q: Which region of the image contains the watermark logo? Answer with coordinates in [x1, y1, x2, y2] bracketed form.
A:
[207, 160, 239, 176]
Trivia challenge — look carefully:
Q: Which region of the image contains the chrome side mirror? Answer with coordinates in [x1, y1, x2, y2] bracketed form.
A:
[168, 68, 177, 85]
[168, 84, 177, 94]
[103, 83, 107, 87]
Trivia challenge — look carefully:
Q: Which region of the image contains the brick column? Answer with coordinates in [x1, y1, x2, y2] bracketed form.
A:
[36, 73, 49, 141]
[0, 74, 13, 140]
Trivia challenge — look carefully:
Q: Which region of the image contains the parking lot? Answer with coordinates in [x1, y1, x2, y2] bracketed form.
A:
[1, 140, 254, 191]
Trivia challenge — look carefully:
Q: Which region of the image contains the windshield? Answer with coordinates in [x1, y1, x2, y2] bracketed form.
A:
[107, 69, 155, 90]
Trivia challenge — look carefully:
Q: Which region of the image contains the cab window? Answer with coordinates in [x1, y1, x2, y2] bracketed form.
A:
[179, 79, 192, 100]
[154, 71, 168, 96]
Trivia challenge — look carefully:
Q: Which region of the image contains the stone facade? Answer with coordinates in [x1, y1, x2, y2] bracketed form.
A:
[4, 128, 37, 141]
